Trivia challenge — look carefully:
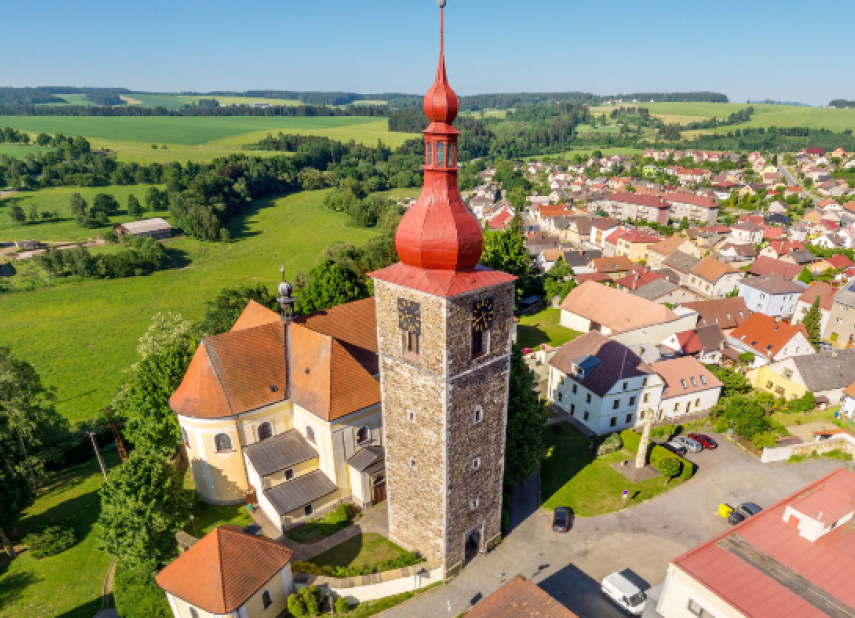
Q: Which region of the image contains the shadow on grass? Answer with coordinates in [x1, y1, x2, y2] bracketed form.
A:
[0, 569, 44, 610]
[540, 423, 597, 506]
[517, 324, 550, 350]
[288, 520, 353, 545]
[227, 193, 293, 241]
[0, 262, 16, 277]
[165, 246, 192, 268]
[309, 534, 366, 568]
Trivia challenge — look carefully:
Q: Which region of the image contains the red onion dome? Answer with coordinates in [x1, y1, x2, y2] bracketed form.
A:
[423, 57, 458, 125]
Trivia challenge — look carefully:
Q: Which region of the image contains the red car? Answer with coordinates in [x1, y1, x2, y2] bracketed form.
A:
[688, 433, 717, 449]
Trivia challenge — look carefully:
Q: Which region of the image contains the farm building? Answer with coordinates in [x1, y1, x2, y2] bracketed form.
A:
[14, 240, 39, 250]
[114, 218, 172, 240]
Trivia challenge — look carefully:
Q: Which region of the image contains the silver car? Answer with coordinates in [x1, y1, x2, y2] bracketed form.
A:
[673, 435, 703, 453]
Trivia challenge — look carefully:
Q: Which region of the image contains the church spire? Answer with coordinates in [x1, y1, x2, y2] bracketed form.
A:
[394, 1, 483, 272]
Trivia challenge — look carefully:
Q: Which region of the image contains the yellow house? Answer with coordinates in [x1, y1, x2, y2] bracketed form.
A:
[157, 525, 294, 618]
[747, 363, 809, 401]
[615, 230, 659, 262]
[170, 299, 386, 533]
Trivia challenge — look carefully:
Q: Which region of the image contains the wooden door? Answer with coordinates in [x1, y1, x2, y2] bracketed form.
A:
[373, 479, 386, 504]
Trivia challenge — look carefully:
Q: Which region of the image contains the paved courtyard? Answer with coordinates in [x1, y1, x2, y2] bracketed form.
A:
[382, 434, 844, 617]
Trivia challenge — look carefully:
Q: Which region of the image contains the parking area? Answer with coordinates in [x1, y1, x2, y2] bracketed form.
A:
[383, 432, 844, 618]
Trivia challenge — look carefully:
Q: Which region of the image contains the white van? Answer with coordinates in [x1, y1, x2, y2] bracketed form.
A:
[602, 571, 647, 615]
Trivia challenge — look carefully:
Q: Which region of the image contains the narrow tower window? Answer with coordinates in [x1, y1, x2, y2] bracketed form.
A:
[425, 142, 433, 167]
[472, 328, 486, 359]
[436, 142, 445, 167]
[404, 331, 420, 356]
[448, 143, 456, 167]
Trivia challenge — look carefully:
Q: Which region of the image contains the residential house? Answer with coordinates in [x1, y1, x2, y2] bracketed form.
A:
[663, 251, 703, 285]
[651, 357, 723, 419]
[602, 192, 671, 225]
[562, 249, 602, 271]
[586, 256, 634, 280]
[559, 281, 698, 346]
[547, 332, 664, 435]
[738, 273, 805, 318]
[633, 279, 705, 305]
[170, 299, 385, 533]
[759, 240, 806, 260]
[825, 279, 855, 348]
[589, 218, 619, 250]
[466, 576, 578, 618]
[663, 193, 719, 224]
[728, 313, 813, 367]
[615, 269, 663, 292]
[656, 469, 855, 618]
[602, 228, 626, 258]
[616, 230, 660, 262]
[841, 382, 855, 419]
[685, 257, 743, 298]
[659, 324, 728, 365]
[647, 237, 700, 270]
[791, 282, 836, 335]
[729, 221, 764, 244]
[717, 242, 756, 264]
[682, 297, 751, 335]
[781, 249, 816, 267]
[156, 525, 294, 618]
[748, 349, 855, 403]
[537, 248, 565, 272]
[114, 217, 172, 239]
[746, 256, 802, 280]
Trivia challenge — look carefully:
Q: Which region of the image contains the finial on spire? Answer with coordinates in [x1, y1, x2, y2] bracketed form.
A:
[277, 267, 295, 321]
[437, 0, 446, 8]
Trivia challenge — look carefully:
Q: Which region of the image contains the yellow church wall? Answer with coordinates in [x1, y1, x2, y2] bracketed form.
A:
[281, 490, 341, 527]
[264, 457, 319, 490]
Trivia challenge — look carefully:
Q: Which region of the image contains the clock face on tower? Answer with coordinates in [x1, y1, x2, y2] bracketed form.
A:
[472, 298, 495, 332]
[398, 298, 422, 335]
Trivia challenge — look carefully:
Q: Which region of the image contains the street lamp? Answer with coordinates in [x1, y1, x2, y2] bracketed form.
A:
[189, 514, 197, 537]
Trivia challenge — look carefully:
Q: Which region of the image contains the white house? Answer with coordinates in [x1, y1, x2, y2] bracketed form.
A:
[738, 273, 805, 318]
[547, 332, 665, 435]
[650, 357, 723, 420]
[728, 313, 814, 368]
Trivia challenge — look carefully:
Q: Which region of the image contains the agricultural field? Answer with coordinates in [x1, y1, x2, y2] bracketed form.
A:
[0, 189, 381, 425]
[0, 185, 164, 243]
[39, 94, 95, 106]
[0, 117, 417, 164]
[0, 144, 55, 158]
[592, 102, 855, 134]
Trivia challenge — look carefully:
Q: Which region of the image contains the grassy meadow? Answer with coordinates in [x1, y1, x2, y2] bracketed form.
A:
[0, 144, 56, 159]
[0, 185, 165, 243]
[0, 190, 380, 425]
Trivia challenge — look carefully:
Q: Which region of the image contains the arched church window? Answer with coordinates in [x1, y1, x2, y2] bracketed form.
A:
[214, 433, 233, 452]
[436, 142, 445, 167]
[258, 422, 273, 442]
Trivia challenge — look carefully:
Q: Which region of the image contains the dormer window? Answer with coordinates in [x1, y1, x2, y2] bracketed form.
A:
[681, 379, 688, 389]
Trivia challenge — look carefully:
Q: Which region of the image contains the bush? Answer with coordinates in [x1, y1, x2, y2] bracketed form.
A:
[655, 458, 681, 483]
[114, 566, 172, 618]
[288, 593, 308, 618]
[23, 525, 77, 558]
[335, 596, 351, 614]
[620, 429, 641, 453]
[620, 430, 694, 481]
[650, 424, 681, 439]
[824, 449, 854, 462]
[292, 551, 423, 578]
[752, 432, 778, 449]
[596, 432, 623, 456]
[300, 585, 321, 617]
[714, 419, 730, 433]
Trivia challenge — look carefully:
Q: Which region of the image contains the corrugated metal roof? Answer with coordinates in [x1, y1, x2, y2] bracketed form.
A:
[118, 217, 171, 234]
[347, 446, 385, 473]
[263, 470, 338, 515]
[244, 430, 317, 477]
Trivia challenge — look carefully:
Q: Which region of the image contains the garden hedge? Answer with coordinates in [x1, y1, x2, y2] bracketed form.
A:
[619, 430, 695, 481]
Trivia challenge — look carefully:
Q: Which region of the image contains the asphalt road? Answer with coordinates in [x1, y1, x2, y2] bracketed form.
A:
[382, 435, 843, 617]
[780, 162, 815, 204]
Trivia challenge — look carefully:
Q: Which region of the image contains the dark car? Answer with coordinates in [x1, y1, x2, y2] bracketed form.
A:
[663, 440, 688, 457]
[728, 502, 763, 525]
[688, 433, 718, 449]
[553, 507, 572, 533]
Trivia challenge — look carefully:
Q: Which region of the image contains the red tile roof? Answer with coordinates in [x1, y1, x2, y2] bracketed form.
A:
[231, 300, 281, 332]
[690, 257, 739, 283]
[828, 254, 855, 270]
[370, 263, 516, 298]
[465, 576, 578, 618]
[798, 282, 836, 312]
[608, 191, 671, 209]
[156, 525, 293, 614]
[615, 270, 663, 291]
[663, 192, 717, 208]
[589, 256, 634, 273]
[651, 357, 723, 399]
[573, 272, 613, 284]
[672, 469, 855, 618]
[619, 230, 659, 244]
[747, 256, 802, 279]
[730, 313, 808, 359]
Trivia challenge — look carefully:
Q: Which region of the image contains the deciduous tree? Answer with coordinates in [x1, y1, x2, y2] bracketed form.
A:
[197, 284, 278, 337]
[504, 345, 550, 483]
[0, 469, 34, 557]
[127, 194, 144, 220]
[98, 451, 192, 569]
[296, 259, 368, 315]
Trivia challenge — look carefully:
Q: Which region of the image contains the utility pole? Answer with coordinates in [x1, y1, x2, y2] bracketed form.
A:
[103, 408, 128, 462]
[87, 431, 108, 480]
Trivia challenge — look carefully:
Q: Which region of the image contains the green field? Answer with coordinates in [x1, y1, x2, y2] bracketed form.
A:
[40, 94, 96, 107]
[0, 144, 55, 159]
[0, 449, 120, 618]
[0, 190, 380, 425]
[0, 185, 164, 243]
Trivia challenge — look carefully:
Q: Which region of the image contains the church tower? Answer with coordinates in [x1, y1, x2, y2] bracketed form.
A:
[370, 3, 516, 578]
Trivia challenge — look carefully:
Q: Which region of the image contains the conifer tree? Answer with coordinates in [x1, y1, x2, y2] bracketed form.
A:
[504, 345, 550, 483]
[802, 296, 822, 350]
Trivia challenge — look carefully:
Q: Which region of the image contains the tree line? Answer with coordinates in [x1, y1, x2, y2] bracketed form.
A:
[35, 235, 171, 280]
[0, 101, 387, 117]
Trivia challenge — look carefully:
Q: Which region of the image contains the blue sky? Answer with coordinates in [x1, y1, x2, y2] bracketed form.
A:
[3, 0, 853, 106]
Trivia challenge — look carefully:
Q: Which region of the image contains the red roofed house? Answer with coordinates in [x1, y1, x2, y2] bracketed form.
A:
[488, 206, 513, 230]
[664, 192, 719, 224]
[759, 240, 806, 260]
[657, 468, 855, 618]
[466, 575, 578, 618]
[615, 269, 663, 292]
[791, 282, 837, 335]
[616, 229, 660, 262]
[650, 357, 724, 419]
[746, 256, 803, 280]
[157, 525, 294, 618]
[729, 312, 813, 367]
[685, 257, 743, 299]
[602, 192, 672, 225]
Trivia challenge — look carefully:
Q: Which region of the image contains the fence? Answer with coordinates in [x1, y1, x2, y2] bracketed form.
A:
[293, 563, 443, 604]
[761, 433, 855, 463]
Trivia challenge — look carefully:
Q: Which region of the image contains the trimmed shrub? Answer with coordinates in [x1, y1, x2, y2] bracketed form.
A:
[23, 525, 77, 558]
[656, 458, 682, 483]
[596, 432, 623, 456]
[300, 585, 321, 617]
[287, 593, 308, 618]
[620, 429, 641, 453]
[114, 566, 172, 618]
[335, 596, 352, 614]
[292, 551, 423, 578]
[752, 432, 778, 449]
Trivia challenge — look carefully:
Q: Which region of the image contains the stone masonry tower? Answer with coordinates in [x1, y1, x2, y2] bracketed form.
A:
[370, 4, 516, 578]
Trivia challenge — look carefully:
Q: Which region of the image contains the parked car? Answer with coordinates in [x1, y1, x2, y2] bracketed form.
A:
[552, 507, 571, 533]
[688, 433, 717, 449]
[729, 502, 763, 525]
[673, 435, 703, 453]
[663, 440, 688, 457]
[602, 571, 646, 615]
